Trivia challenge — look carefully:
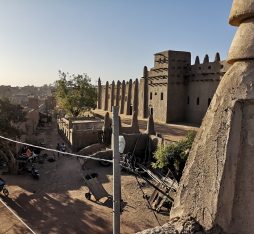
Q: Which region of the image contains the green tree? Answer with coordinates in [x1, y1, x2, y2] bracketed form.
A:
[152, 131, 196, 182]
[0, 98, 26, 173]
[55, 71, 97, 117]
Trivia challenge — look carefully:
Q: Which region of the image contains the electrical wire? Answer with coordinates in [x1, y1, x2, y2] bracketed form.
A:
[0, 135, 112, 163]
[0, 128, 162, 232]
[0, 198, 36, 234]
[0, 133, 164, 230]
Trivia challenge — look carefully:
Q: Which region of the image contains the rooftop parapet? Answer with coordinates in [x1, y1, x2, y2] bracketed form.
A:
[189, 60, 229, 80]
[214, 52, 221, 62]
[195, 56, 200, 65]
[203, 54, 209, 63]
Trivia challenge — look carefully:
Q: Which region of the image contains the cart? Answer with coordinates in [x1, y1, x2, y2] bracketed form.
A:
[83, 173, 110, 202]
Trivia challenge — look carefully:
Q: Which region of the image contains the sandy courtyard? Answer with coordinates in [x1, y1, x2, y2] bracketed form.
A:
[0, 123, 169, 234]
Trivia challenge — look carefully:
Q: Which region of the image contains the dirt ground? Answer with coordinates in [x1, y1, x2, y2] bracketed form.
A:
[0, 201, 31, 234]
[0, 122, 170, 234]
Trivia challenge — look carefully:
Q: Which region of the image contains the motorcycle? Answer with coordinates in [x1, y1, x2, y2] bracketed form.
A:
[27, 165, 40, 179]
[0, 178, 9, 197]
[31, 165, 40, 179]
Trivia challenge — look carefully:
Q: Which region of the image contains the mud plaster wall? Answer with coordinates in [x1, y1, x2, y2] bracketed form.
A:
[185, 61, 229, 124]
[166, 51, 191, 122]
[71, 130, 99, 152]
[227, 100, 254, 233]
[185, 77, 219, 124]
[148, 83, 168, 122]
[170, 61, 254, 233]
[98, 50, 230, 125]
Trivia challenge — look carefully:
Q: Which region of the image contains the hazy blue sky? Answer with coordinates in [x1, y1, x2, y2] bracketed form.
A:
[0, 0, 235, 86]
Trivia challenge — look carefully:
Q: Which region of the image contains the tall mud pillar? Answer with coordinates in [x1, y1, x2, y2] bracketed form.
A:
[110, 81, 115, 111]
[126, 79, 132, 115]
[104, 81, 109, 111]
[133, 78, 139, 114]
[116, 80, 121, 107]
[102, 112, 111, 146]
[146, 114, 155, 135]
[131, 111, 139, 133]
[170, 1, 254, 233]
[120, 80, 126, 114]
[97, 77, 102, 109]
[143, 66, 149, 118]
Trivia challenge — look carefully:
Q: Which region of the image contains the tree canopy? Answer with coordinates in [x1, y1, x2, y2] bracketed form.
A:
[0, 98, 26, 173]
[152, 131, 196, 182]
[0, 98, 26, 137]
[55, 71, 97, 117]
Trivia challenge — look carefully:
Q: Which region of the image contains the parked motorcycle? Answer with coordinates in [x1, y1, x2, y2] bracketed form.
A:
[27, 165, 40, 179]
[0, 178, 9, 197]
[31, 165, 40, 179]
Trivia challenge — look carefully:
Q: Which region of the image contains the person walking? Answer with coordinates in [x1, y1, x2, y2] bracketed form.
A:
[56, 143, 60, 157]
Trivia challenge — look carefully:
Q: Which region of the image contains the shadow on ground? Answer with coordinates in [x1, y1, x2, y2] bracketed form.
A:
[2, 192, 112, 234]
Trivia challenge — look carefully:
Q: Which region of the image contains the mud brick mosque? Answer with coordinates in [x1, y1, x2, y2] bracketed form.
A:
[97, 50, 231, 124]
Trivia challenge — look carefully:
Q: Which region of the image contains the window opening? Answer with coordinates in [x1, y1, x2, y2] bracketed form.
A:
[197, 97, 200, 105]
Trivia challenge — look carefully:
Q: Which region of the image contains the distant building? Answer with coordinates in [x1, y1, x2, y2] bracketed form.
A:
[27, 96, 39, 109]
[97, 50, 231, 124]
[11, 94, 28, 105]
[18, 106, 39, 142]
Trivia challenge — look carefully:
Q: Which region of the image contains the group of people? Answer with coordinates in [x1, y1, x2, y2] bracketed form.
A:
[18, 146, 40, 162]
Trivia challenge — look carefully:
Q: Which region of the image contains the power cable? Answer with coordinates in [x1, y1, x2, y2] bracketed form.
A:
[0, 135, 112, 163]
[0, 134, 163, 229]
[0, 198, 36, 234]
